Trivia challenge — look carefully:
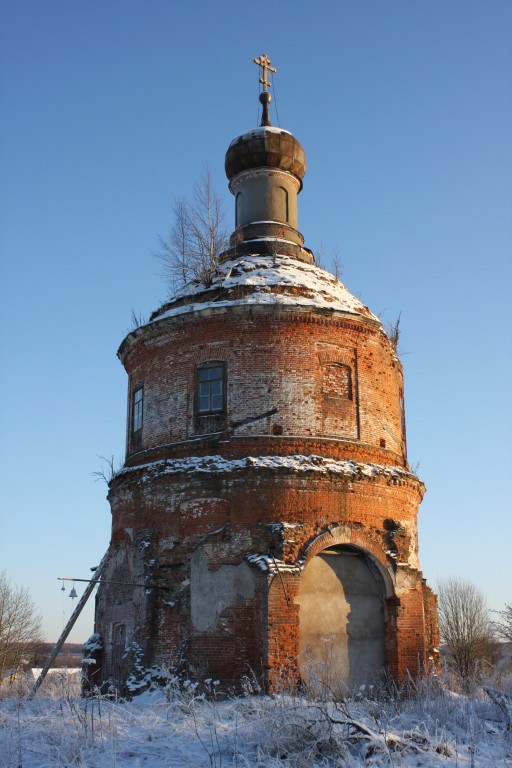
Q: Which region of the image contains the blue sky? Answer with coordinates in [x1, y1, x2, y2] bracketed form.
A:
[1, 0, 511, 643]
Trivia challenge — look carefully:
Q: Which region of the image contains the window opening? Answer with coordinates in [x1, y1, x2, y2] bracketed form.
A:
[197, 365, 225, 414]
[279, 186, 289, 222]
[133, 387, 143, 432]
[399, 389, 406, 442]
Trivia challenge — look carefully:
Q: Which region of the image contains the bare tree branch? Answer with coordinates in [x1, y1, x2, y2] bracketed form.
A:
[0, 572, 42, 680]
[314, 243, 326, 269]
[157, 169, 229, 292]
[91, 454, 123, 485]
[331, 247, 343, 280]
[437, 577, 496, 691]
[492, 602, 512, 643]
[386, 312, 402, 352]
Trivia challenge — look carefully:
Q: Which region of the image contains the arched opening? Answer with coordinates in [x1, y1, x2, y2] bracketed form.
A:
[297, 545, 386, 696]
[235, 191, 243, 227]
[272, 185, 289, 223]
[111, 623, 126, 688]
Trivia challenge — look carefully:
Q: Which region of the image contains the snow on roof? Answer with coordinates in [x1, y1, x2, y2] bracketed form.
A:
[115, 454, 417, 486]
[228, 126, 293, 146]
[151, 254, 379, 325]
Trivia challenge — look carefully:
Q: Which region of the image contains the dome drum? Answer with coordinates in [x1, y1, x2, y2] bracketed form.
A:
[230, 166, 303, 245]
[228, 222, 305, 250]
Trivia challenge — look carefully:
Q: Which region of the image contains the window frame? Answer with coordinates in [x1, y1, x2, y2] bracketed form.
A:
[196, 362, 226, 416]
[132, 385, 143, 433]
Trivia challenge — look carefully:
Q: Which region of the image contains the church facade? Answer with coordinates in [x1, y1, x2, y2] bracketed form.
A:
[89, 61, 438, 695]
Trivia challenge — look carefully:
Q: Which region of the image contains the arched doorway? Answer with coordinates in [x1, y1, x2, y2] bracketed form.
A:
[296, 546, 386, 695]
[111, 623, 126, 688]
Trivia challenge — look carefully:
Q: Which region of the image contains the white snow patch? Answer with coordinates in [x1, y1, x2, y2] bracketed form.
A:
[246, 553, 303, 573]
[229, 126, 293, 146]
[83, 633, 102, 653]
[150, 254, 379, 325]
[115, 454, 416, 486]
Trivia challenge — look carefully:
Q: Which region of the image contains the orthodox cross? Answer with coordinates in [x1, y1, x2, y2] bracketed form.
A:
[253, 54, 276, 92]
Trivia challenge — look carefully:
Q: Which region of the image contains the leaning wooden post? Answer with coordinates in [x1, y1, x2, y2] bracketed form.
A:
[28, 549, 109, 699]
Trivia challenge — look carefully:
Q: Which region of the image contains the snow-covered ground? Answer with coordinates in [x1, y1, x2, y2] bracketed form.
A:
[0, 673, 510, 767]
[0, 674, 512, 768]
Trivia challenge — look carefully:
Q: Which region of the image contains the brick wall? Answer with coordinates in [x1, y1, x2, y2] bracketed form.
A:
[121, 306, 406, 466]
[94, 278, 437, 693]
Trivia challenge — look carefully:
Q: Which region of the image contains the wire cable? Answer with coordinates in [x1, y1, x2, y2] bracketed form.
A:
[271, 71, 281, 127]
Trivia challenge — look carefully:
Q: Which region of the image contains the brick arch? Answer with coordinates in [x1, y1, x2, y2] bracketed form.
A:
[301, 527, 395, 599]
[296, 529, 399, 689]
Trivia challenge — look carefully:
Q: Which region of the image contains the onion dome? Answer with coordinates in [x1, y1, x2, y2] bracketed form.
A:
[225, 127, 306, 189]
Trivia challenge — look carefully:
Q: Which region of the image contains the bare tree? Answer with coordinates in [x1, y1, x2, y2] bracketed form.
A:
[313, 244, 343, 278]
[493, 602, 512, 643]
[92, 453, 126, 486]
[437, 577, 496, 691]
[0, 571, 43, 680]
[314, 242, 326, 269]
[157, 169, 229, 292]
[331, 247, 343, 280]
[386, 312, 402, 352]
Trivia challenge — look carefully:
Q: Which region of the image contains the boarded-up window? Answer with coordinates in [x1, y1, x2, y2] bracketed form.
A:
[323, 363, 353, 400]
[317, 345, 359, 440]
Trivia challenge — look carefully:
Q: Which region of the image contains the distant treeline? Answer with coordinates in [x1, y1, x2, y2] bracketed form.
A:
[32, 642, 83, 668]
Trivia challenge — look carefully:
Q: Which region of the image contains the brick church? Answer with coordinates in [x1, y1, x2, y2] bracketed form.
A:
[90, 57, 438, 695]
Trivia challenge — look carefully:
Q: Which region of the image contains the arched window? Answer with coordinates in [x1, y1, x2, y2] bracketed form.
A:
[235, 192, 243, 227]
[279, 186, 289, 222]
[274, 185, 289, 222]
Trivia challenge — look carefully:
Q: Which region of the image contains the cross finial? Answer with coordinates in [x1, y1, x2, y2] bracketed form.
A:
[253, 54, 276, 93]
[253, 54, 276, 127]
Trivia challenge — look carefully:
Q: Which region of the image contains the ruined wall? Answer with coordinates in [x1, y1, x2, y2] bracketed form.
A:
[94, 455, 428, 690]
